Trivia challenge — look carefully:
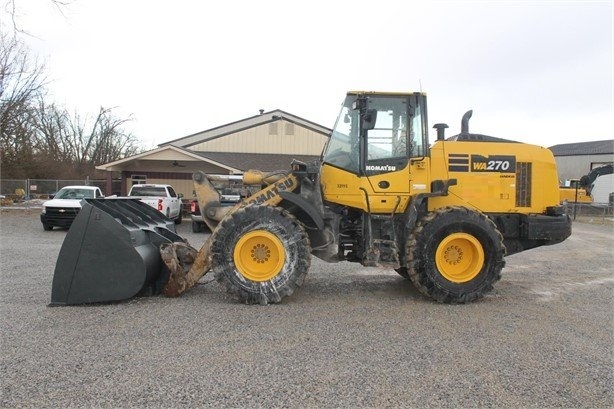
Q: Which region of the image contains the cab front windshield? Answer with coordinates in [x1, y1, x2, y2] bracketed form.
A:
[323, 94, 426, 173]
[55, 188, 96, 199]
[322, 96, 360, 173]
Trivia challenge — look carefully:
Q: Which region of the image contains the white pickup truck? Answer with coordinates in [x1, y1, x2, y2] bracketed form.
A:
[40, 185, 105, 230]
[128, 184, 183, 224]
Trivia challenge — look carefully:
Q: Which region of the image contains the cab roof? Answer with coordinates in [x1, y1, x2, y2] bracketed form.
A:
[346, 91, 427, 97]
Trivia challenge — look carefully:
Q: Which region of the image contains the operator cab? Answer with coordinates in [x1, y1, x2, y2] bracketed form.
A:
[322, 91, 429, 176]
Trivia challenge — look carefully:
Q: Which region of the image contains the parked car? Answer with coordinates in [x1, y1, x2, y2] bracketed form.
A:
[190, 188, 243, 233]
[190, 199, 206, 232]
[40, 185, 104, 230]
[128, 184, 183, 224]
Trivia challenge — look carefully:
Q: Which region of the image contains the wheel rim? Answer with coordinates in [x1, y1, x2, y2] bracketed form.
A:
[435, 233, 484, 283]
[234, 230, 285, 282]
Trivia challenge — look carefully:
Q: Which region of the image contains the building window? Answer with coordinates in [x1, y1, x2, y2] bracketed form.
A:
[285, 122, 294, 135]
[131, 175, 147, 185]
[269, 122, 278, 135]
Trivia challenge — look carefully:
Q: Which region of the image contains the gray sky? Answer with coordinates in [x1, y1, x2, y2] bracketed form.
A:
[7, 0, 614, 149]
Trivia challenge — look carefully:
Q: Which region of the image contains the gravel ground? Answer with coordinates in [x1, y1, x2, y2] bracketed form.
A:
[1, 208, 613, 408]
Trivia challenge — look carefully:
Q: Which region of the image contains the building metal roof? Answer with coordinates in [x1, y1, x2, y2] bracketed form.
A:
[549, 139, 614, 156]
[159, 109, 331, 149]
[194, 152, 321, 172]
[96, 109, 331, 175]
[95, 145, 239, 173]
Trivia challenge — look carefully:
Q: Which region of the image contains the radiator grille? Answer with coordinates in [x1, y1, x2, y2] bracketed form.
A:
[45, 207, 80, 220]
[516, 162, 532, 207]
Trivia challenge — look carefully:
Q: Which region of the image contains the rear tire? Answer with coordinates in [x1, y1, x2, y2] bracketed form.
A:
[407, 206, 505, 303]
[211, 205, 311, 305]
[174, 210, 182, 224]
[43, 223, 53, 231]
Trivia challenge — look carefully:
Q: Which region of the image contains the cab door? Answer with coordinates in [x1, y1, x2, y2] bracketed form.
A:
[363, 94, 427, 196]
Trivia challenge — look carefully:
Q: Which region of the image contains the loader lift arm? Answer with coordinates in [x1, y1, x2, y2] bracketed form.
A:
[579, 163, 613, 196]
[160, 168, 307, 297]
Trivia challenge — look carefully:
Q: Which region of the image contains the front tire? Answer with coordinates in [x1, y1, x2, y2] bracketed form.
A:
[211, 205, 311, 305]
[407, 206, 505, 303]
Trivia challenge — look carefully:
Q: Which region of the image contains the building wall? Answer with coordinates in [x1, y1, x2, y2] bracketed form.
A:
[132, 178, 196, 199]
[122, 172, 194, 198]
[189, 121, 328, 155]
[555, 154, 614, 203]
[554, 154, 613, 181]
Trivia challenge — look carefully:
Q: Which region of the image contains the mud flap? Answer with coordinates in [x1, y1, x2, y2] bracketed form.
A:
[50, 199, 185, 306]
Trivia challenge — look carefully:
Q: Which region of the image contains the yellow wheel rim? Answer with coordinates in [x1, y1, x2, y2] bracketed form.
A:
[435, 233, 484, 283]
[233, 230, 285, 282]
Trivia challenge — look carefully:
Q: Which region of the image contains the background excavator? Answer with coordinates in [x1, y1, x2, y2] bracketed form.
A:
[558, 163, 613, 203]
[50, 91, 572, 306]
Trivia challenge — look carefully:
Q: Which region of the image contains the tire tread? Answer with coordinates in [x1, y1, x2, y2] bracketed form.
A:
[407, 206, 505, 303]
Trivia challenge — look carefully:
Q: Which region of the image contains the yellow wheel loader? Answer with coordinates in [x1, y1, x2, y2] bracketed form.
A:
[559, 180, 593, 204]
[50, 91, 572, 306]
[558, 163, 613, 204]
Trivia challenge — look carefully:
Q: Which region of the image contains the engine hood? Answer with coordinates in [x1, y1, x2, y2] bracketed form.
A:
[43, 198, 84, 209]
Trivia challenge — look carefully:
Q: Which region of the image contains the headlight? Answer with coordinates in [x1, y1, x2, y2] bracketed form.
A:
[42, 207, 46, 214]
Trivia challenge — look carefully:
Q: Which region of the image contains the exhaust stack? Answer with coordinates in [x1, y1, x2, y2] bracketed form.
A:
[461, 110, 473, 134]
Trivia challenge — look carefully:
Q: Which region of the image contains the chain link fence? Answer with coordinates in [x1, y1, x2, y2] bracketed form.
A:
[2, 179, 612, 225]
[563, 200, 614, 225]
[1, 179, 121, 201]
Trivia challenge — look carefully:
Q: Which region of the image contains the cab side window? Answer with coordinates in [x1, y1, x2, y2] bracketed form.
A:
[366, 98, 409, 162]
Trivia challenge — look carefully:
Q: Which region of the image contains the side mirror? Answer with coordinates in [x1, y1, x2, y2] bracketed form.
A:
[361, 109, 377, 131]
[178, 193, 184, 198]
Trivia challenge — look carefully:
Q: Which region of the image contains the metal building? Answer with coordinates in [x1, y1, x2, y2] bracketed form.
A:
[549, 139, 614, 203]
[96, 110, 331, 197]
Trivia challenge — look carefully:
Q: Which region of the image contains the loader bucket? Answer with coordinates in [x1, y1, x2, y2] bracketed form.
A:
[50, 198, 185, 306]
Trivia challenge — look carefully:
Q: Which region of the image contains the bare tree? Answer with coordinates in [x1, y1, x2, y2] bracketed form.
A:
[1, 3, 144, 180]
[33, 104, 141, 178]
[0, 33, 46, 178]
[1, 0, 73, 34]
[86, 107, 141, 167]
